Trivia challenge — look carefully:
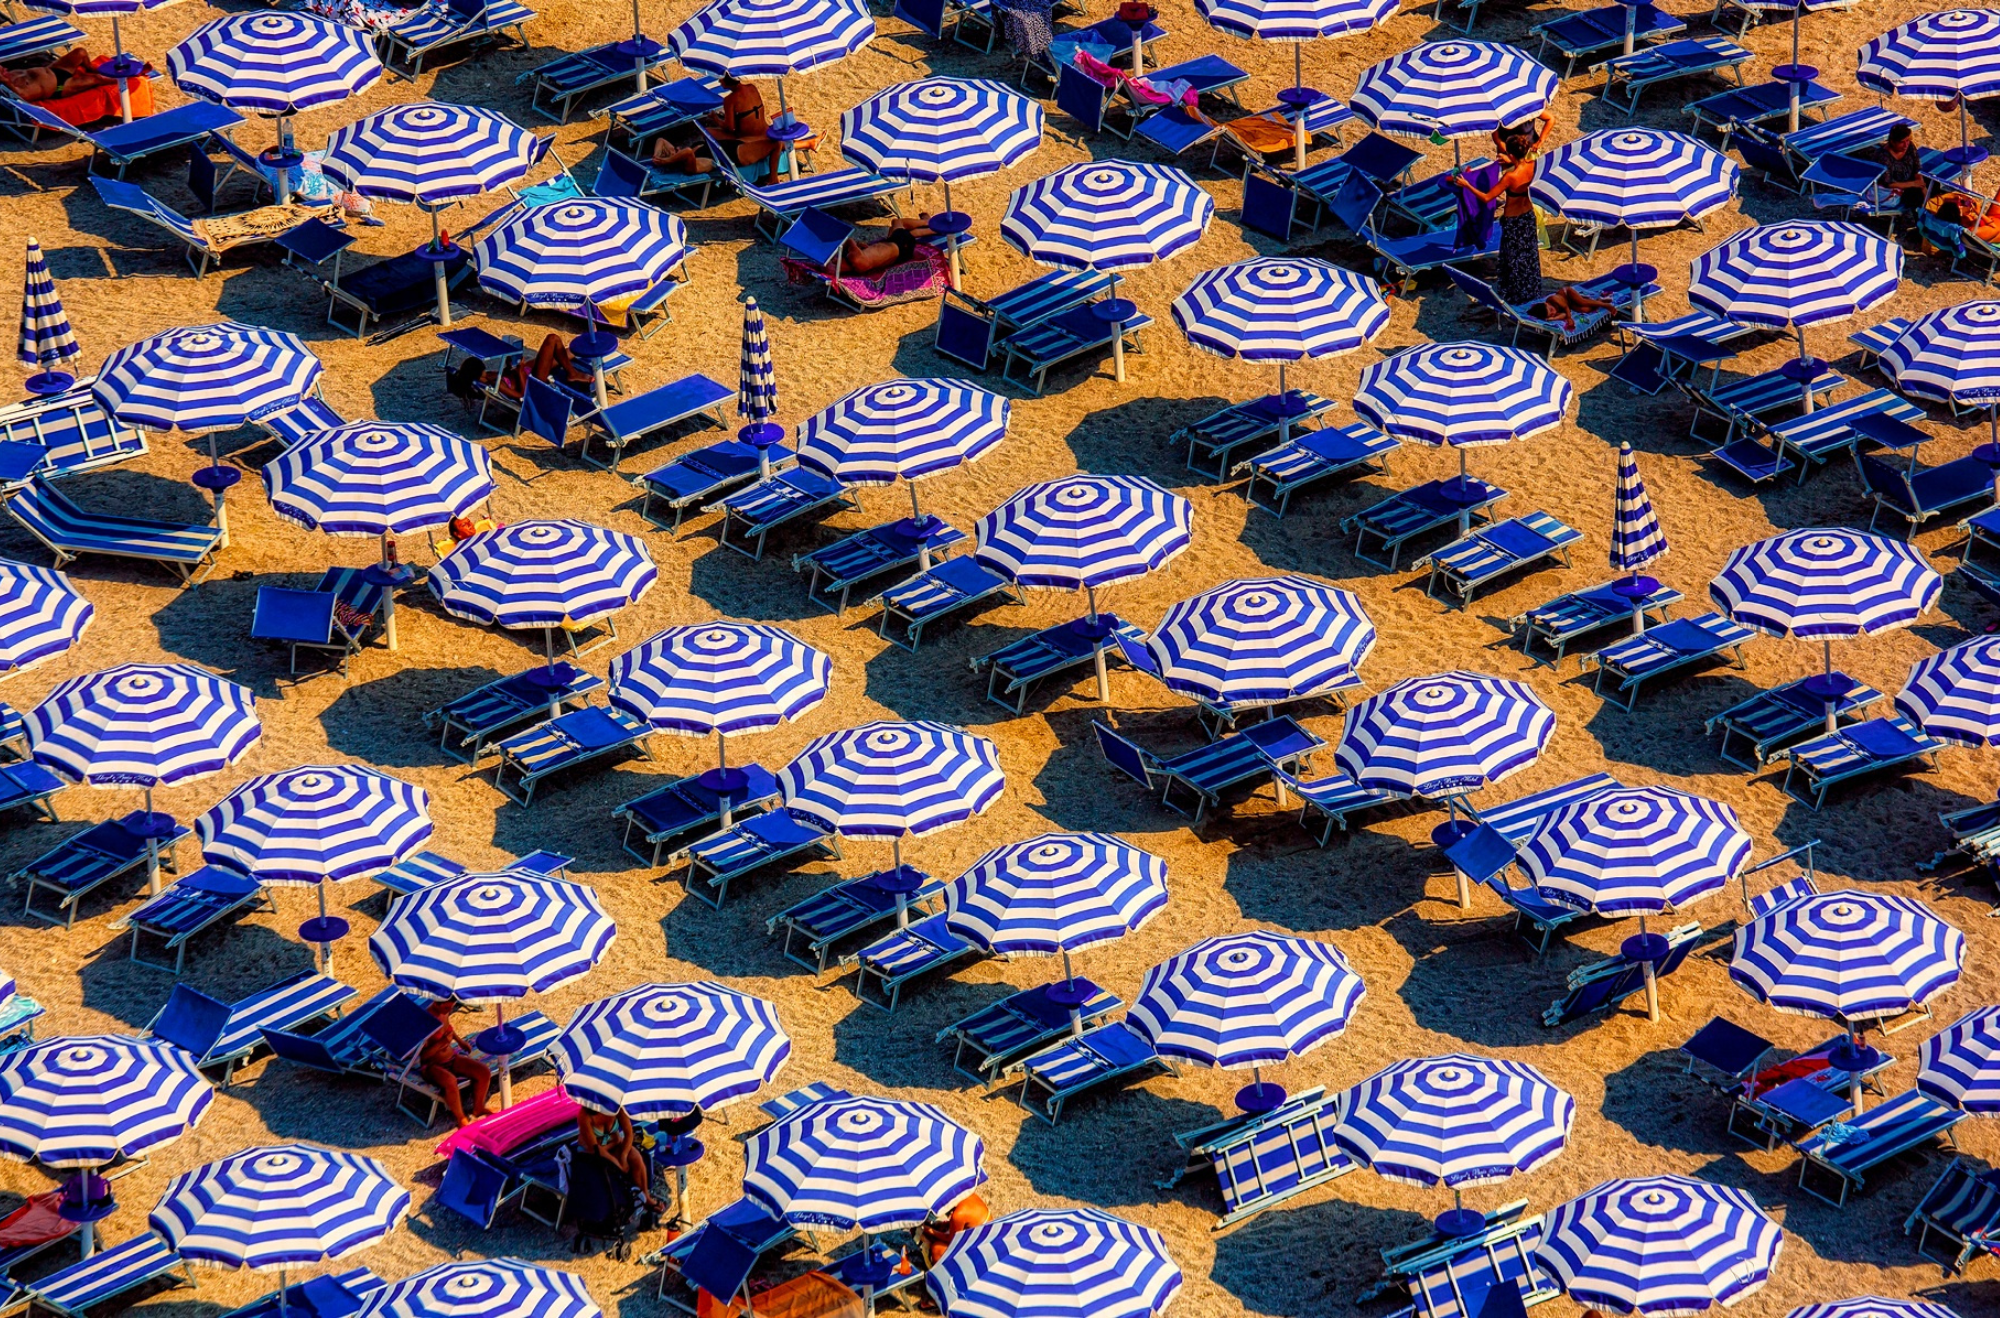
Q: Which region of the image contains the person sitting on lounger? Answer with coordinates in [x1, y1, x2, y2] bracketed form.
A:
[1533, 285, 1615, 332]
[841, 215, 939, 275]
[920, 1190, 992, 1266]
[654, 74, 775, 174]
[1880, 124, 1927, 235]
[0, 49, 113, 103]
[577, 1103, 665, 1213]
[420, 997, 492, 1128]
[453, 333, 596, 401]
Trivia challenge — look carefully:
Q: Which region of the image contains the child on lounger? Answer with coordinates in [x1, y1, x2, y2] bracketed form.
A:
[0, 49, 113, 103]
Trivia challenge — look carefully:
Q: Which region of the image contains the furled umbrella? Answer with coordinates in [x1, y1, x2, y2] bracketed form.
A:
[426, 520, 657, 671]
[1859, 8, 2000, 175]
[355, 1259, 601, 1318]
[607, 622, 829, 825]
[1880, 300, 2000, 496]
[16, 0, 176, 122]
[1536, 1175, 1783, 1315]
[744, 1094, 984, 1232]
[1350, 41, 1557, 165]
[1898, 634, 2000, 746]
[736, 296, 783, 477]
[670, 0, 874, 177]
[1918, 1005, 2000, 1112]
[1194, 0, 1398, 167]
[554, 982, 791, 1119]
[1608, 442, 1668, 632]
[17, 237, 78, 396]
[779, 720, 1004, 880]
[1144, 574, 1375, 714]
[0, 560, 92, 678]
[927, 1208, 1183, 1318]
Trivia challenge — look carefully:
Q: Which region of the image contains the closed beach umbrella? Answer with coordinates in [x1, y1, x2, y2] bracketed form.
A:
[1609, 442, 1667, 631]
[1918, 1005, 2000, 1112]
[1195, 0, 1397, 166]
[16, 0, 175, 121]
[1336, 670, 1554, 798]
[1537, 1175, 1782, 1315]
[554, 981, 791, 1118]
[946, 832, 1168, 991]
[474, 200, 690, 316]
[779, 720, 1004, 871]
[1898, 634, 2000, 745]
[739, 296, 777, 425]
[670, 0, 872, 116]
[426, 520, 657, 666]
[928, 1208, 1183, 1318]
[0, 560, 92, 677]
[1146, 575, 1375, 709]
[357, 1260, 601, 1318]
[1859, 8, 2000, 168]
[17, 237, 79, 395]
[744, 1095, 983, 1231]
[1880, 301, 2000, 476]
[1350, 41, 1557, 161]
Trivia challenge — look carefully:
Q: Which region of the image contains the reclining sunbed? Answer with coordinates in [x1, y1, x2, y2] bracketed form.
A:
[145, 972, 355, 1081]
[5, 477, 221, 584]
[795, 517, 967, 614]
[1590, 614, 1756, 708]
[937, 980, 1120, 1086]
[109, 865, 269, 974]
[970, 614, 1146, 713]
[1415, 513, 1581, 607]
[1783, 715, 1942, 809]
[1706, 674, 1884, 768]
[489, 706, 653, 805]
[1093, 716, 1323, 826]
[614, 765, 781, 865]
[770, 867, 947, 974]
[641, 438, 796, 532]
[422, 663, 604, 763]
[14, 813, 189, 926]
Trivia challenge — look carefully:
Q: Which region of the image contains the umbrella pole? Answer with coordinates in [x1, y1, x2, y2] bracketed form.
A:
[1639, 912, 1659, 1022]
[1293, 45, 1308, 171]
[1822, 637, 1838, 735]
[278, 1268, 288, 1318]
[942, 179, 963, 289]
[1796, 324, 1815, 414]
[911, 480, 932, 569]
[892, 836, 909, 928]
[1088, 583, 1110, 701]
[110, 16, 132, 124]
[1277, 363, 1291, 445]
[716, 731, 734, 828]
[314, 882, 333, 975]
[143, 785, 161, 896]
[274, 116, 295, 207]
[495, 1003, 513, 1109]
[1629, 230, 1646, 324]
[1788, 6, 1802, 132]
[1623, 0, 1636, 56]
[631, 0, 648, 93]
[1456, 448, 1472, 534]
[429, 208, 453, 328]
[1107, 270, 1127, 384]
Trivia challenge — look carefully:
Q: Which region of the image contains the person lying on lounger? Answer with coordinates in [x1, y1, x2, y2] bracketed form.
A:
[841, 215, 939, 275]
[451, 333, 596, 401]
[0, 49, 113, 103]
[1532, 286, 1615, 332]
[420, 997, 493, 1128]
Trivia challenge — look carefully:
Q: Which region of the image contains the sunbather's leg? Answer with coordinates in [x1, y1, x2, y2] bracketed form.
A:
[527, 334, 593, 389]
[650, 143, 714, 174]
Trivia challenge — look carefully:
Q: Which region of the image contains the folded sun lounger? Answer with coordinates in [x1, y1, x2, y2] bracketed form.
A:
[6, 476, 220, 584]
[14, 813, 189, 927]
[1591, 613, 1756, 709]
[145, 972, 356, 1082]
[1093, 716, 1324, 826]
[614, 765, 781, 866]
[489, 706, 653, 805]
[676, 810, 842, 908]
[937, 980, 1121, 1086]
[770, 866, 946, 974]
[109, 865, 270, 975]
[794, 517, 968, 614]
[641, 438, 796, 532]
[1161, 1085, 1354, 1233]
[423, 663, 605, 764]
[1341, 478, 1506, 571]
[1415, 512, 1581, 607]
[1705, 673, 1884, 768]
[1783, 714, 1942, 810]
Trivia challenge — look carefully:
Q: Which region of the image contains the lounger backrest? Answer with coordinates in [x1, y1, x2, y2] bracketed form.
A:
[436, 1148, 511, 1228]
[1240, 171, 1298, 242]
[1342, 132, 1422, 185]
[148, 984, 231, 1059]
[1443, 824, 1517, 885]
[780, 206, 850, 267]
[1732, 127, 1791, 178]
[520, 377, 573, 448]
[356, 992, 442, 1063]
[1746, 873, 1817, 918]
[260, 1026, 345, 1072]
[680, 1221, 760, 1303]
[1091, 721, 1155, 788]
[187, 147, 219, 214]
[1329, 172, 1383, 234]
[1111, 631, 1162, 677]
[1055, 64, 1110, 133]
[593, 149, 646, 199]
[934, 293, 996, 370]
[892, 0, 947, 38]
[90, 176, 199, 247]
[1445, 265, 1510, 315]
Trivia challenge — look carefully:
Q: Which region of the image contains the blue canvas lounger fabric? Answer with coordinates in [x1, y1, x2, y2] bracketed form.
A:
[1235, 421, 1398, 517]
[934, 270, 1115, 371]
[846, 911, 977, 1011]
[15, 1232, 195, 1318]
[876, 556, 1024, 650]
[1415, 513, 1582, 606]
[6, 478, 221, 584]
[1906, 1157, 2000, 1270]
[1093, 716, 1325, 825]
[1591, 614, 1757, 708]
[579, 374, 731, 474]
[1007, 1019, 1173, 1123]
[1, 100, 243, 179]
[770, 866, 946, 974]
[642, 438, 797, 532]
[0, 386, 147, 492]
[1531, 3, 1685, 79]
[678, 810, 842, 908]
[935, 980, 1119, 1085]
[1794, 1089, 1965, 1206]
[379, 0, 536, 77]
[145, 973, 355, 1080]
[12, 814, 191, 926]
[1601, 37, 1751, 116]
[970, 614, 1147, 713]
[1783, 714, 1944, 809]
[795, 518, 969, 615]
[711, 469, 857, 560]
[1705, 674, 1884, 767]
[1684, 78, 1841, 144]
[1177, 391, 1338, 481]
[489, 706, 654, 805]
[1512, 579, 1683, 668]
[0, 762, 68, 824]
[422, 663, 605, 763]
[1340, 478, 1506, 570]
[615, 766, 781, 865]
[520, 40, 676, 122]
[110, 865, 270, 975]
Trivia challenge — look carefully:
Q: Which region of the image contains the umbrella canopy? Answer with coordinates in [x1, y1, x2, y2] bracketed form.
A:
[1521, 787, 1752, 915]
[743, 1095, 984, 1231]
[839, 78, 1042, 185]
[1334, 1054, 1574, 1186]
[167, 13, 381, 113]
[945, 832, 1168, 956]
[1917, 1005, 2000, 1111]
[262, 422, 493, 538]
[29, 663, 259, 790]
[554, 982, 791, 1118]
[1530, 129, 1739, 232]
[1898, 635, 2000, 745]
[320, 103, 546, 204]
[1689, 221, 1902, 330]
[356, 1260, 601, 1318]
[1788, 1303, 1959, 1318]
[150, 1144, 409, 1272]
[0, 560, 92, 677]
[1335, 670, 1554, 796]
[94, 322, 322, 434]
[1879, 301, 2000, 441]
[1196, 0, 1396, 38]
[610, 623, 829, 736]
[18, 237, 79, 393]
[795, 379, 1010, 485]
[1611, 442, 1667, 572]
[670, 0, 873, 80]
[779, 720, 1004, 841]
[1145, 575, 1375, 706]
[1001, 161, 1214, 271]
[1353, 342, 1573, 446]
[0, 1036, 211, 1166]
[370, 873, 618, 1004]
[739, 297, 777, 424]
[474, 200, 691, 314]
[1350, 41, 1558, 139]
[426, 521, 657, 630]
[195, 765, 433, 886]
[1711, 528, 1940, 638]
[927, 1208, 1183, 1318]
[1171, 257, 1388, 361]
[975, 476, 1192, 593]
[1130, 931, 1365, 1069]
[1537, 1175, 1783, 1315]
[1858, 9, 2000, 100]
[1731, 889, 1964, 1022]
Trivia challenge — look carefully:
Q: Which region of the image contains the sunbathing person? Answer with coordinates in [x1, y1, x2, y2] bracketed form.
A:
[419, 998, 492, 1128]
[576, 1103, 665, 1213]
[920, 1190, 992, 1266]
[452, 333, 595, 401]
[1934, 195, 2000, 241]
[0, 49, 113, 103]
[842, 215, 938, 275]
[1534, 285, 1614, 332]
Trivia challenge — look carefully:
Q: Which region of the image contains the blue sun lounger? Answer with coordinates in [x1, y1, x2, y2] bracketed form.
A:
[876, 556, 1024, 650]
[699, 127, 906, 241]
[1512, 579, 1682, 667]
[14, 814, 189, 926]
[796, 517, 968, 614]
[1094, 716, 1324, 826]
[1234, 421, 1397, 517]
[1796, 1089, 1964, 1207]
[1858, 450, 1995, 537]
[1531, 2, 1685, 79]
[89, 173, 327, 280]
[1178, 391, 1336, 479]
[1608, 312, 1749, 395]
[1268, 765, 1401, 844]
[1849, 316, 1915, 373]
[1907, 1158, 2000, 1272]
[1446, 267, 1654, 355]
[1000, 303, 1154, 395]
[711, 470, 856, 560]
[769, 866, 945, 973]
[1743, 388, 1929, 484]
[1162, 1086, 1355, 1233]
[894, 0, 996, 50]
[110, 866, 270, 975]
[1706, 675, 1884, 769]
[1591, 614, 1756, 708]
[224, 1267, 383, 1318]
[0, 98, 242, 179]
[490, 706, 653, 805]
[642, 438, 796, 531]
[373, 848, 570, 902]
[596, 140, 723, 211]
[1266, 132, 1423, 231]
[933, 270, 1115, 372]
[677, 810, 842, 908]
[0, 703, 22, 759]
[1443, 822, 1587, 954]
[0, 17, 82, 67]
[1543, 922, 1701, 1026]
[1684, 78, 1841, 145]
[0, 762, 64, 824]
[1372, 1204, 1559, 1318]
[520, 40, 675, 122]
[1415, 513, 1581, 607]
[12, 1232, 195, 1318]
[1681, 363, 1845, 442]
[1109, 630, 1359, 736]
[0, 385, 141, 491]
[1784, 715, 1943, 810]
[615, 765, 781, 865]
[423, 663, 604, 763]
[1009, 1020, 1174, 1123]
[146, 973, 356, 1081]
[1601, 37, 1750, 116]
[606, 76, 724, 152]
[6, 477, 220, 584]
[379, 0, 535, 76]
[1342, 478, 1506, 570]
[972, 614, 1147, 714]
[937, 981, 1121, 1086]
[251, 569, 388, 680]
[578, 374, 730, 474]
[848, 911, 978, 1011]
[647, 1197, 798, 1307]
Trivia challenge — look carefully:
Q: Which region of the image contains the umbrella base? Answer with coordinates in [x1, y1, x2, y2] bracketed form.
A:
[1235, 1082, 1287, 1115]
[24, 371, 74, 397]
[1435, 1208, 1485, 1238]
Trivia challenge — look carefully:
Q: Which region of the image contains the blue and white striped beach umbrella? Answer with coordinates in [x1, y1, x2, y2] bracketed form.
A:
[357, 1260, 601, 1318]
[1197, 0, 1396, 39]
[739, 297, 777, 425]
[1146, 575, 1375, 707]
[262, 422, 493, 540]
[195, 765, 432, 886]
[1711, 529, 1940, 639]
[1334, 1054, 1573, 1186]
[1689, 222, 1901, 331]
[1611, 443, 1667, 573]
[1917, 1006, 2000, 1112]
[95, 322, 322, 434]
[475, 200, 690, 314]
[0, 1036, 212, 1167]
[1354, 343, 1573, 447]
[780, 721, 1004, 848]
[1531, 130, 1739, 232]
[671, 0, 872, 108]
[976, 476, 1192, 603]
[554, 982, 791, 1119]
[1537, 1175, 1782, 1315]
[1859, 9, 2000, 101]
[945, 832, 1168, 957]
[168, 13, 380, 114]
[796, 379, 1010, 488]
[1882, 301, 2000, 406]
[0, 561, 91, 678]
[1131, 931, 1365, 1069]
[370, 873, 617, 1004]
[18, 238, 78, 394]
[609, 623, 829, 738]
[928, 1208, 1183, 1318]
[426, 521, 657, 631]
[840, 78, 1042, 188]
[744, 1095, 984, 1231]
[321, 103, 546, 204]
[151, 1144, 409, 1273]
[1898, 635, 2000, 745]
[29, 663, 259, 791]
[1521, 787, 1751, 915]
[1731, 889, 1964, 1022]
[1002, 161, 1214, 273]
[1335, 671, 1555, 796]
[1788, 1302, 1960, 1318]
[1173, 258, 1388, 362]
[1350, 41, 1557, 139]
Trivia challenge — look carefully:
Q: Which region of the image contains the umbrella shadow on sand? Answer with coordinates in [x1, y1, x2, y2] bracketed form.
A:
[1380, 905, 1577, 1049]
[1005, 1086, 1234, 1208]
[1222, 824, 1431, 935]
[1209, 1196, 1434, 1317]
[1600, 1047, 1753, 1158]
[317, 666, 511, 769]
[828, 982, 1009, 1093]
[684, 541, 828, 624]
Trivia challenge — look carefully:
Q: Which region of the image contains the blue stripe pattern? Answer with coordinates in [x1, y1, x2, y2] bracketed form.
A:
[263, 422, 493, 536]
[1859, 8, 2000, 100]
[18, 238, 77, 372]
[1898, 635, 2000, 745]
[30, 663, 260, 788]
[1537, 1175, 1782, 1315]
[426, 521, 657, 629]
[1196, 0, 1397, 39]
[1002, 161, 1214, 271]
[779, 720, 1004, 838]
[1172, 258, 1388, 362]
[1350, 41, 1558, 137]
[1709, 528, 1941, 638]
[20, 0, 174, 13]
[1918, 1007, 2000, 1112]
[1879, 301, 2000, 406]
[1335, 670, 1554, 795]
[0, 1035, 213, 1167]
[744, 1095, 984, 1230]
[1147, 575, 1375, 705]
[95, 322, 323, 432]
[1530, 129, 1740, 230]
[0, 560, 92, 677]
[1131, 932, 1365, 1068]
[1611, 443, 1667, 572]
[475, 200, 690, 312]
[945, 832, 1168, 956]
[608, 623, 830, 736]
[150, 1144, 410, 1270]
[1521, 787, 1751, 915]
[840, 78, 1042, 183]
[1353, 342, 1572, 446]
[320, 103, 545, 203]
[926, 1209, 1183, 1318]
[360, 1260, 602, 1318]
[670, 0, 873, 76]
[1730, 889, 1964, 1021]
[369, 873, 618, 1002]
[975, 476, 1192, 589]
[555, 982, 791, 1118]
[740, 296, 777, 423]
[196, 765, 434, 886]
[1791, 1304, 1960, 1318]
[167, 13, 381, 114]
[1334, 1054, 1573, 1186]
[1689, 221, 1902, 329]
[796, 379, 1009, 484]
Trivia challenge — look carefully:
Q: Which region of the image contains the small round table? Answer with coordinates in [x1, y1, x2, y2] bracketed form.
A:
[1778, 355, 1826, 414]
[1800, 670, 1856, 736]
[522, 660, 579, 691]
[362, 562, 416, 650]
[122, 810, 179, 895]
[1434, 1208, 1486, 1239]
[652, 1133, 704, 1226]
[1622, 930, 1671, 1022]
[571, 329, 617, 408]
[1610, 574, 1659, 634]
[192, 464, 242, 549]
[95, 54, 146, 124]
[613, 34, 664, 93]
[1094, 299, 1139, 383]
[23, 370, 74, 398]
[1946, 144, 1993, 171]
[1277, 86, 1324, 168]
[1826, 1038, 1884, 1114]
[299, 915, 351, 975]
[476, 1020, 528, 1108]
[1610, 0, 1655, 55]
[767, 118, 813, 180]
[1046, 976, 1099, 1036]
[1769, 63, 1820, 130]
[59, 1173, 115, 1259]
[740, 422, 786, 478]
[1611, 261, 1657, 322]
[1235, 1082, 1288, 1116]
[876, 864, 929, 928]
[930, 209, 973, 286]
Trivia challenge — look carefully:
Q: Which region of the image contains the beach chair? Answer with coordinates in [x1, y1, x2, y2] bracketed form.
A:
[379, 0, 535, 76]
[710, 470, 857, 560]
[576, 374, 729, 475]
[646, 1197, 798, 1308]
[1053, 63, 1126, 137]
[1511, 579, 1681, 668]
[1907, 1158, 2000, 1272]
[972, 615, 1146, 714]
[1705, 675, 1884, 769]
[1269, 133, 1423, 230]
[847, 911, 978, 1012]
[88, 174, 331, 280]
[1000, 303, 1154, 395]
[1850, 316, 1915, 374]
[0, 385, 145, 491]
[875, 556, 1024, 650]
[1442, 822, 1588, 954]
[250, 569, 389, 679]
[109, 865, 269, 975]
[1209, 96, 1354, 173]
[676, 811, 842, 908]
[0, 1191, 80, 1294]
[1160, 1087, 1354, 1233]
[257, 394, 347, 451]
[640, 438, 796, 532]
[1092, 716, 1323, 826]
[1795, 1089, 1964, 1207]
[1176, 391, 1336, 480]
[145, 973, 355, 1082]
[1341, 478, 1506, 571]
[1681, 363, 1845, 442]
[933, 270, 1115, 372]
[489, 706, 653, 805]
[0, 98, 241, 179]
[1784, 715, 1943, 810]
[1542, 923, 1701, 1025]
[614, 766, 781, 866]
[372, 848, 571, 903]
[606, 76, 724, 152]
[520, 41, 673, 122]
[795, 518, 968, 614]
[1590, 614, 1756, 709]
[1414, 513, 1581, 607]
[1108, 630, 1359, 736]
[1444, 267, 1652, 356]
[1372, 1204, 1559, 1318]
[769, 867, 946, 973]
[15, 1232, 194, 1318]
[1601, 38, 1750, 116]
[1268, 765, 1401, 845]
[1608, 312, 1749, 395]
[1532, 2, 1685, 79]
[698, 127, 905, 241]
[221, 1267, 383, 1318]
[1008, 1020, 1173, 1123]
[0, 762, 64, 824]
[0, 704, 21, 760]
[423, 663, 604, 763]
[1681, 1016, 1777, 1090]
[1684, 78, 1840, 145]
[13, 815, 188, 927]
[323, 245, 474, 339]
[1857, 451, 1995, 537]
[937, 981, 1120, 1086]
[0, 16, 81, 66]
[1234, 422, 1398, 517]
[1468, 773, 1622, 839]
[1756, 388, 1929, 484]
[894, 0, 994, 49]
[5, 477, 221, 584]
